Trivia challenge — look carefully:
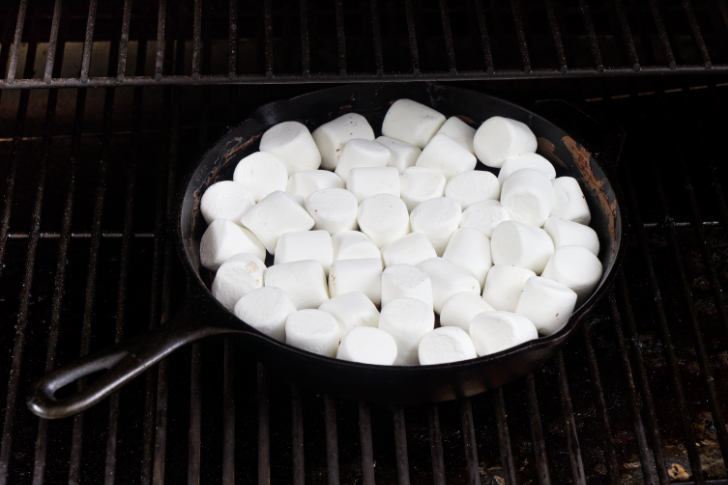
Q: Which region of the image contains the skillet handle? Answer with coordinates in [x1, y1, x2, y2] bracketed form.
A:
[28, 303, 244, 419]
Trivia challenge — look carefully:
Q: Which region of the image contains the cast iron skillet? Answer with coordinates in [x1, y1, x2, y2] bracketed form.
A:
[28, 84, 622, 419]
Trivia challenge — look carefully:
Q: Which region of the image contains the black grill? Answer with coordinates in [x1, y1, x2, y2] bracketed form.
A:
[1, 1, 727, 484]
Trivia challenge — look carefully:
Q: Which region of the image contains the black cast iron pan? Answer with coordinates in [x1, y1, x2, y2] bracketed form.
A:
[28, 84, 622, 419]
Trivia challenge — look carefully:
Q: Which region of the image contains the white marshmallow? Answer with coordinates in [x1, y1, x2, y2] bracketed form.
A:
[378, 298, 435, 365]
[473, 116, 537, 168]
[332, 231, 381, 261]
[381, 264, 433, 308]
[335, 139, 392, 181]
[418, 326, 477, 365]
[240, 191, 315, 253]
[542, 246, 603, 299]
[313, 113, 375, 170]
[274, 230, 333, 272]
[500, 168, 553, 227]
[381, 99, 446, 148]
[233, 287, 296, 341]
[445, 170, 500, 208]
[460, 199, 511, 237]
[200, 219, 266, 270]
[286, 170, 344, 199]
[439, 292, 495, 331]
[200, 181, 255, 225]
[442, 227, 492, 285]
[337, 326, 398, 365]
[482, 264, 536, 312]
[400, 167, 446, 211]
[417, 258, 480, 313]
[264, 260, 329, 309]
[260, 121, 321, 173]
[232, 151, 289, 201]
[357, 194, 410, 248]
[305, 188, 358, 235]
[328, 258, 383, 305]
[381, 232, 436, 267]
[319, 292, 379, 333]
[410, 197, 462, 255]
[498, 153, 556, 183]
[543, 216, 600, 255]
[346, 167, 400, 201]
[516, 276, 577, 336]
[285, 309, 340, 357]
[469, 311, 538, 356]
[415, 134, 477, 179]
[376, 136, 421, 173]
[551, 176, 591, 224]
[211, 253, 266, 311]
[490, 221, 554, 274]
[437, 116, 475, 152]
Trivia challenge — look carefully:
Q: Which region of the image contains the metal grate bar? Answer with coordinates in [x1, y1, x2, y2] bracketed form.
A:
[323, 396, 340, 485]
[544, 0, 568, 72]
[228, 0, 237, 77]
[299, 0, 310, 75]
[428, 405, 445, 485]
[647, 0, 676, 69]
[403, 0, 420, 73]
[369, 0, 383, 74]
[334, 0, 347, 75]
[221, 341, 235, 484]
[188, 344, 202, 484]
[438, 0, 457, 72]
[392, 406, 411, 485]
[526, 374, 551, 485]
[494, 389, 517, 484]
[5, 0, 27, 83]
[155, 0, 167, 79]
[579, 0, 604, 71]
[263, 0, 273, 76]
[472, 0, 494, 75]
[257, 363, 271, 485]
[459, 399, 480, 485]
[358, 402, 375, 485]
[612, 0, 639, 71]
[291, 385, 306, 485]
[192, 0, 202, 78]
[509, 0, 532, 73]
[80, 0, 98, 82]
[117, 0, 133, 79]
[42, 0, 63, 82]
[556, 351, 586, 483]
[681, 0, 712, 68]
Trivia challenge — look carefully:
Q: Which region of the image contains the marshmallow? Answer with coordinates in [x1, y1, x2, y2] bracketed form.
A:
[436, 116, 475, 152]
[200, 219, 266, 270]
[287, 170, 344, 199]
[313, 113, 375, 170]
[200, 181, 255, 224]
[417, 258, 480, 313]
[418, 326, 477, 365]
[543, 216, 600, 255]
[445, 170, 500, 208]
[500, 169, 553, 227]
[211, 253, 266, 311]
[232, 151, 289, 201]
[410, 197, 462, 255]
[376, 136, 421, 173]
[305, 188, 358, 235]
[551, 176, 591, 224]
[335, 139, 392, 181]
[469, 311, 538, 356]
[357, 194, 410, 247]
[233, 287, 296, 341]
[442, 227, 492, 285]
[378, 298, 435, 365]
[516, 276, 577, 336]
[240, 191, 315, 253]
[274, 230, 333, 272]
[381, 232, 436, 267]
[260, 121, 321, 173]
[490, 221, 554, 274]
[400, 167, 446, 211]
[319, 292, 379, 333]
[482, 264, 536, 312]
[285, 309, 340, 357]
[415, 133, 477, 179]
[542, 246, 603, 299]
[460, 199, 511, 237]
[347, 167, 400, 201]
[264, 260, 329, 309]
[381, 264, 433, 308]
[332, 231, 381, 261]
[328, 258, 383, 305]
[473, 116, 537, 168]
[337, 327, 398, 365]
[498, 153, 556, 183]
[381, 99, 446, 148]
[439, 292, 495, 331]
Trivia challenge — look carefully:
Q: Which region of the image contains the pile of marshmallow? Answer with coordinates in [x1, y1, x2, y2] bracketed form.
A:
[199, 98, 603, 366]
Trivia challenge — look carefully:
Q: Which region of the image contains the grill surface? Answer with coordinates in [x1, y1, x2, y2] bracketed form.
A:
[1, 1, 728, 484]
